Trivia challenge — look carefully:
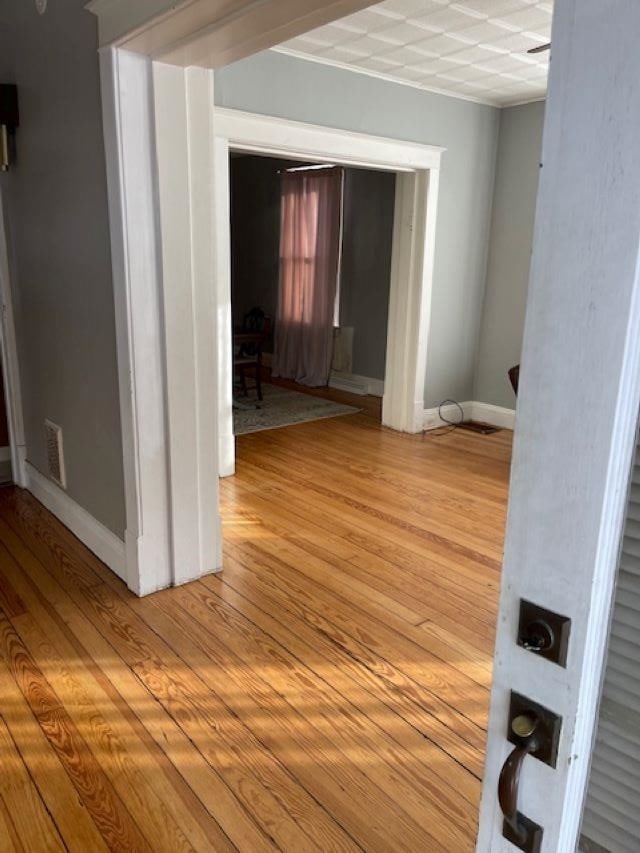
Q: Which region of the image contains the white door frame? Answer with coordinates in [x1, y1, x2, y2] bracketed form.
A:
[91, 0, 388, 594]
[213, 108, 443, 476]
[0, 189, 27, 489]
[100, 49, 221, 595]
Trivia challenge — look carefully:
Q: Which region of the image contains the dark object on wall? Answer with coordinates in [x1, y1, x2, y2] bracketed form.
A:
[0, 85, 19, 171]
[509, 364, 520, 396]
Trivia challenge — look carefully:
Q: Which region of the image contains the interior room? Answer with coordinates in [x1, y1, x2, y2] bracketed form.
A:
[0, 1, 635, 851]
[214, 6, 545, 846]
[230, 151, 395, 436]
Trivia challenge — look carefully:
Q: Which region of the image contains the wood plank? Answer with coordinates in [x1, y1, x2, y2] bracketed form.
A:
[0, 396, 509, 850]
[0, 655, 109, 852]
[210, 553, 487, 776]
[0, 609, 152, 852]
[0, 586, 228, 851]
[130, 588, 449, 851]
[226, 538, 490, 728]
[162, 583, 478, 851]
[0, 523, 248, 852]
[0, 713, 65, 852]
[0, 510, 357, 852]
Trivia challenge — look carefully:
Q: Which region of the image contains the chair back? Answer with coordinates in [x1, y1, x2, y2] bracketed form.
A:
[240, 308, 272, 357]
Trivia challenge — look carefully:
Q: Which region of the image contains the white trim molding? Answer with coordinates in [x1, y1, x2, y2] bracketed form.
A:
[214, 108, 444, 474]
[25, 462, 126, 581]
[0, 189, 27, 489]
[329, 372, 384, 397]
[101, 48, 224, 595]
[86, 0, 380, 63]
[383, 167, 441, 434]
[215, 108, 444, 172]
[153, 61, 222, 586]
[423, 400, 473, 431]
[423, 401, 516, 431]
[471, 401, 516, 431]
[100, 48, 173, 596]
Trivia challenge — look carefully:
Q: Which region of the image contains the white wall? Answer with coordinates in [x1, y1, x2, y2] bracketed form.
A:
[474, 101, 546, 409]
[215, 49, 500, 408]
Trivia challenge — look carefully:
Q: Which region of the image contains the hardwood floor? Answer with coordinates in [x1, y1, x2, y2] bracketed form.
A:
[0, 407, 511, 851]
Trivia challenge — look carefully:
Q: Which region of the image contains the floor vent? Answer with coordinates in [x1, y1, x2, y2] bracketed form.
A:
[44, 419, 66, 489]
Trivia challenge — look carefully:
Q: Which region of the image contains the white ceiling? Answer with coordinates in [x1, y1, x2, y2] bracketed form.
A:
[274, 0, 552, 108]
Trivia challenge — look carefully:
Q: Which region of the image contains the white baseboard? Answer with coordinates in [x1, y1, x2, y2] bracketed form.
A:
[218, 432, 235, 478]
[25, 461, 126, 581]
[330, 371, 384, 397]
[423, 400, 472, 430]
[423, 400, 515, 431]
[470, 401, 516, 430]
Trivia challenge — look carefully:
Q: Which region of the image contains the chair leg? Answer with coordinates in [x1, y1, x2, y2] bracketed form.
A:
[239, 366, 248, 396]
[255, 363, 263, 402]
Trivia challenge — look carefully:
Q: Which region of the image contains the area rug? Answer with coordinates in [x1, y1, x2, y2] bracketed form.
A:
[234, 383, 360, 436]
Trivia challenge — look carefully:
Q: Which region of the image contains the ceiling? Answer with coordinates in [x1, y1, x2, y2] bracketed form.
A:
[274, 0, 552, 107]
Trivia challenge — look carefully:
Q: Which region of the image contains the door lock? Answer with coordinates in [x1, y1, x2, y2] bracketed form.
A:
[520, 619, 554, 652]
[518, 599, 571, 667]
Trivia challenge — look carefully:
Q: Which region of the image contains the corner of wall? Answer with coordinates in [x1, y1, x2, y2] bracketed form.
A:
[472, 106, 504, 403]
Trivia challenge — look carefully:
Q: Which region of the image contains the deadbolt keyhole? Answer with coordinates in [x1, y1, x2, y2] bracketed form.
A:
[520, 619, 554, 653]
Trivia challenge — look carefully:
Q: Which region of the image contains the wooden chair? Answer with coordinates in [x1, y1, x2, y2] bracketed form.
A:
[233, 308, 272, 402]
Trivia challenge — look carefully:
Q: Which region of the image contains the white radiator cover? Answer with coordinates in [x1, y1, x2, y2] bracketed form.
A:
[331, 326, 353, 374]
[580, 439, 640, 852]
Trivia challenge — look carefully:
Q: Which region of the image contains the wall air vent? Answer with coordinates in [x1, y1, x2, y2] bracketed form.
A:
[44, 419, 66, 489]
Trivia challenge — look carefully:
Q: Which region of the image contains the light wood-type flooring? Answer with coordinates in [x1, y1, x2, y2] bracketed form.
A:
[0, 396, 511, 851]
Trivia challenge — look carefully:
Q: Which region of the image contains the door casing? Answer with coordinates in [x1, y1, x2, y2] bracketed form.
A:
[212, 107, 443, 475]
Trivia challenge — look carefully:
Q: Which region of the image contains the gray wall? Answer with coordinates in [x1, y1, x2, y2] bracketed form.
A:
[474, 101, 545, 409]
[215, 50, 500, 407]
[340, 167, 395, 381]
[230, 155, 302, 325]
[230, 154, 395, 381]
[0, 0, 125, 536]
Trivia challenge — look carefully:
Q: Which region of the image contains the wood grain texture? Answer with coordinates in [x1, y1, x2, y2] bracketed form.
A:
[0, 400, 510, 851]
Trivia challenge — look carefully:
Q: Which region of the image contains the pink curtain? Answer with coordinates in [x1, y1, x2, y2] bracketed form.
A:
[272, 167, 343, 387]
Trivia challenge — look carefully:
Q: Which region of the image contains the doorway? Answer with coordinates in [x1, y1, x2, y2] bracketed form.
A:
[229, 151, 395, 440]
[213, 109, 443, 475]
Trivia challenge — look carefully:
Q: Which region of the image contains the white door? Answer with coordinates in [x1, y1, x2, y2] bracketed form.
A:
[476, 1, 640, 850]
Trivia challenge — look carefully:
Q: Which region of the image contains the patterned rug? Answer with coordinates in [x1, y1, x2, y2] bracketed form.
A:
[234, 383, 360, 436]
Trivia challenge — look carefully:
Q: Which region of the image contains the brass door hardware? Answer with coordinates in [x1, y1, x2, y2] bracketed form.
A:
[499, 713, 542, 852]
[498, 693, 563, 851]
